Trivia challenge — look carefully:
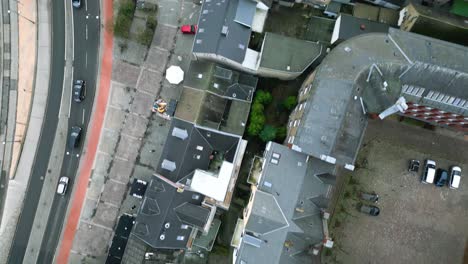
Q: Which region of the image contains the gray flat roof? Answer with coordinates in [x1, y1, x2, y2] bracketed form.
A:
[333, 14, 390, 43]
[294, 28, 468, 166]
[184, 61, 257, 102]
[260, 32, 323, 74]
[193, 0, 253, 63]
[236, 142, 335, 264]
[133, 119, 241, 249]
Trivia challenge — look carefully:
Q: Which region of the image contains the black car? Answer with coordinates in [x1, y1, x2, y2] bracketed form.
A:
[408, 159, 420, 173]
[68, 126, 82, 149]
[359, 204, 380, 216]
[73, 80, 85, 102]
[435, 169, 449, 187]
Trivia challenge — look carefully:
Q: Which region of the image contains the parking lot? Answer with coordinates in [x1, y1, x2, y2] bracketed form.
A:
[325, 119, 468, 264]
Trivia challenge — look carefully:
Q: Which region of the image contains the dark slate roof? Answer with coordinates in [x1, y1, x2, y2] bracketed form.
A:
[157, 118, 240, 182]
[133, 119, 241, 249]
[133, 178, 206, 249]
[236, 143, 336, 264]
[332, 14, 389, 43]
[106, 214, 135, 263]
[193, 0, 253, 63]
[294, 29, 468, 167]
[174, 202, 211, 230]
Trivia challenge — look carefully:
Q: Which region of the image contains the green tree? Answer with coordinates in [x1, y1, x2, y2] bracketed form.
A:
[282, 96, 297, 111]
[259, 125, 277, 142]
[276, 126, 287, 142]
[250, 112, 265, 125]
[254, 90, 272, 105]
[247, 122, 263, 137]
[251, 102, 264, 114]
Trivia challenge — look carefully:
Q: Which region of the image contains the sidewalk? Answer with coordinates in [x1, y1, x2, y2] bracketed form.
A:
[9, 0, 37, 180]
[0, 0, 50, 262]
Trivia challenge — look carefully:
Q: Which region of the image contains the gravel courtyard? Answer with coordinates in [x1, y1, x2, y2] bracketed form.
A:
[324, 119, 468, 264]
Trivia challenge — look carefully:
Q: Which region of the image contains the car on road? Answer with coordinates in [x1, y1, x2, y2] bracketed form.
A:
[422, 159, 436, 184]
[56, 177, 69, 195]
[358, 204, 380, 216]
[181, 24, 197, 34]
[449, 166, 462, 189]
[72, 0, 81, 8]
[360, 192, 379, 203]
[73, 80, 85, 102]
[408, 159, 420, 173]
[434, 169, 449, 187]
[68, 126, 82, 149]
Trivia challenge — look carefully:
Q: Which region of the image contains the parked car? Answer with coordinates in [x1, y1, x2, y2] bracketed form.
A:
[73, 80, 85, 102]
[408, 159, 420, 173]
[422, 159, 436, 184]
[72, 0, 81, 8]
[68, 126, 82, 149]
[434, 169, 449, 187]
[359, 203, 380, 216]
[449, 166, 462, 189]
[56, 176, 69, 195]
[180, 24, 197, 34]
[360, 192, 379, 203]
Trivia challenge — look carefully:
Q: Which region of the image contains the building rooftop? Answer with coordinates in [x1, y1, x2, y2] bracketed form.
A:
[176, 61, 257, 135]
[293, 28, 468, 167]
[259, 32, 323, 75]
[234, 142, 335, 264]
[184, 61, 258, 102]
[193, 0, 254, 63]
[133, 119, 242, 249]
[331, 14, 390, 44]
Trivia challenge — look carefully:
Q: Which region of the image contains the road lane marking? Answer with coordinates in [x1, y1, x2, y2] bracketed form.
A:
[82, 109, 85, 124]
[85, 0, 88, 11]
[86, 24, 88, 40]
[71, 3, 75, 61]
[85, 52, 88, 68]
[68, 69, 74, 117]
[59, 65, 68, 117]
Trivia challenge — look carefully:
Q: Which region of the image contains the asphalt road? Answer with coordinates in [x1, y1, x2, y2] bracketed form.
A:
[37, 1, 101, 262]
[7, 0, 66, 262]
[7, 0, 100, 263]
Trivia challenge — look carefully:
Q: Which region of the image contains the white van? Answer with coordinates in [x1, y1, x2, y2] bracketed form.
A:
[422, 160, 436, 184]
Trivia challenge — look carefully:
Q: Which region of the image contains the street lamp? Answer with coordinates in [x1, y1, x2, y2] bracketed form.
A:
[7, 9, 35, 24]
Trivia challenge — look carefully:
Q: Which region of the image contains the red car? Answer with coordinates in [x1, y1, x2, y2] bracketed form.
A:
[181, 24, 198, 34]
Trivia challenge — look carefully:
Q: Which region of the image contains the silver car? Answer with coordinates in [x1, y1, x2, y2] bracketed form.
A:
[57, 177, 69, 195]
[72, 0, 81, 8]
[449, 166, 462, 189]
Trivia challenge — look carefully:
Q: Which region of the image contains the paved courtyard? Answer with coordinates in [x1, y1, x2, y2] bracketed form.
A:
[324, 119, 468, 264]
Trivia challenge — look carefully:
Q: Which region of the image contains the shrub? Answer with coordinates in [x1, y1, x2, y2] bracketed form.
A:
[282, 96, 297, 111]
[147, 16, 157, 31]
[259, 125, 277, 142]
[138, 28, 154, 46]
[114, 0, 135, 39]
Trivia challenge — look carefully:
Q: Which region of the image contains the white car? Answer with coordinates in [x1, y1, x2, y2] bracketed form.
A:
[422, 159, 436, 184]
[57, 177, 70, 195]
[449, 166, 462, 189]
